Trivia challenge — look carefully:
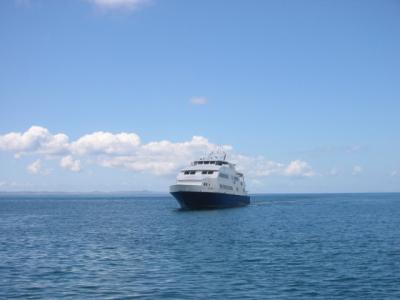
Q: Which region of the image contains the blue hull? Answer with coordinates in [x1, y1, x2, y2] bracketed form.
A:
[171, 191, 250, 210]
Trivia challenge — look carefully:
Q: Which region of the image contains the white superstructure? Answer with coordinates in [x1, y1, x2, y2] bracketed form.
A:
[169, 151, 248, 196]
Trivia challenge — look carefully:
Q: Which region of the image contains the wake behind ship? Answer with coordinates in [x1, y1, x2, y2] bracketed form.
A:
[170, 152, 250, 210]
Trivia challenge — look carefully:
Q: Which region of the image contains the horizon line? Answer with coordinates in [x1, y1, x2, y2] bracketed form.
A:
[1, 191, 399, 195]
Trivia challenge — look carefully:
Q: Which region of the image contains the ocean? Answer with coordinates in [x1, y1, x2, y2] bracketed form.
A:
[1, 193, 399, 299]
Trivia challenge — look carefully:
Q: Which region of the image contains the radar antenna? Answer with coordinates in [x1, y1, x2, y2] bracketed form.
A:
[208, 147, 227, 161]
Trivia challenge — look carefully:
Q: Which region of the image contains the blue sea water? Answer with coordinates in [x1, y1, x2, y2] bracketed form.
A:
[1, 193, 400, 299]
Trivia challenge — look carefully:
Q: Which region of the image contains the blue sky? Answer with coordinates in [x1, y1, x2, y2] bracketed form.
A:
[0, 0, 399, 192]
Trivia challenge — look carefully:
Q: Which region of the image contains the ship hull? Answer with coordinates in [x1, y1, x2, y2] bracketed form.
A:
[171, 191, 250, 210]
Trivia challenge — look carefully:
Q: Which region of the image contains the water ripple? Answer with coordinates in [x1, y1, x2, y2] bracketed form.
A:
[1, 194, 400, 299]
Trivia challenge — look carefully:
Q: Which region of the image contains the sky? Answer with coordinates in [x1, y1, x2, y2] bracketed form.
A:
[0, 0, 399, 193]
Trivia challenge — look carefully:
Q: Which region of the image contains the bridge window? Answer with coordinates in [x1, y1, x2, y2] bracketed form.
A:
[189, 171, 196, 175]
[201, 170, 215, 175]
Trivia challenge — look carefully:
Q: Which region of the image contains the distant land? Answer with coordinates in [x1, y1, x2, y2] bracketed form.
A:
[1, 191, 398, 198]
[0, 191, 170, 198]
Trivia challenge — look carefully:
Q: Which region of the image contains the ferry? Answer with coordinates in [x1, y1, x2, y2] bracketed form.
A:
[170, 151, 250, 209]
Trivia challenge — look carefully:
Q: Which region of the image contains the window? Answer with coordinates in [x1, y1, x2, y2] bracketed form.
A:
[210, 161, 215, 164]
[201, 170, 214, 175]
[219, 173, 229, 179]
[184, 171, 190, 175]
[216, 161, 222, 166]
[190, 171, 196, 175]
[198, 161, 203, 164]
[204, 161, 209, 164]
[220, 184, 233, 190]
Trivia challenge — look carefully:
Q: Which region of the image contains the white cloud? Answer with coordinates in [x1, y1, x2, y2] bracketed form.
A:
[0, 126, 69, 156]
[88, 0, 150, 10]
[97, 136, 224, 175]
[71, 131, 140, 155]
[352, 165, 363, 175]
[27, 159, 44, 175]
[284, 160, 315, 177]
[190, 97, 208, 105]
[232, 154, 284, 177]
[27, 159, 51, 175]
[0, 126, 316, 178]
[60, 156, 81, 172]
[231, 155, 315, 178]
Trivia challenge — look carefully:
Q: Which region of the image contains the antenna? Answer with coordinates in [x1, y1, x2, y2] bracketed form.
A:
[206, 147, 227, 161]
